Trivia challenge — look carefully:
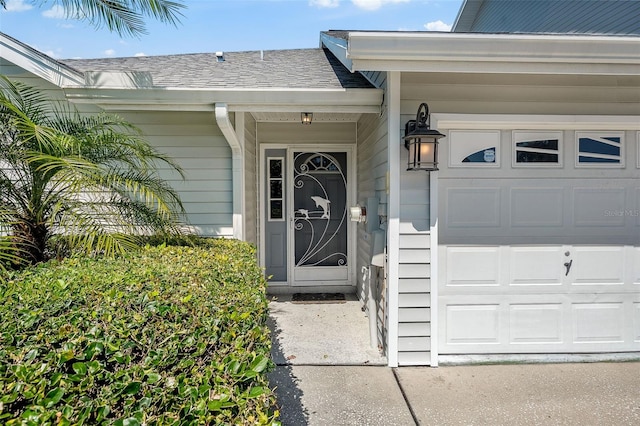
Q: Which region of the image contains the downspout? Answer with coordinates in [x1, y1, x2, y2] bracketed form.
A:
[214, 103, 244, 240]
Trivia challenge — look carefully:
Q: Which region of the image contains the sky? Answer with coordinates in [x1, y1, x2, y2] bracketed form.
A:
[1, 0, 463, 59]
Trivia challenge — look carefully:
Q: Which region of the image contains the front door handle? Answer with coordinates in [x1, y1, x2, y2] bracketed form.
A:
[564, 259, 573, 276]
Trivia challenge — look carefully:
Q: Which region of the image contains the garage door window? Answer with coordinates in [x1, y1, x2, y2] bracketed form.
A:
[513, 131, 562, 167]
[576, 132, 624, 167]
[449, 130, 501, 168]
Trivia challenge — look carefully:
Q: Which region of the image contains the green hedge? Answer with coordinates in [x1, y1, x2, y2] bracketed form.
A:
[0, 239, 279, 425]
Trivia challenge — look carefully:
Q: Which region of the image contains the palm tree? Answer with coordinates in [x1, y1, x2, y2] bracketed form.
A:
[0, 0, 185, 37]
[0, 77, 186, 266]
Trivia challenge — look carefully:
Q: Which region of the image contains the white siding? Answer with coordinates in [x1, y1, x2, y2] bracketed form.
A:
[395, 106, 434, 365]
[118, 111, 233, 237]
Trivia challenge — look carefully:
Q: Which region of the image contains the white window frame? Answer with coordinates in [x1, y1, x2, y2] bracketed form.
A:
[575, 131, 625, 169]
[447, 129, 501, 168]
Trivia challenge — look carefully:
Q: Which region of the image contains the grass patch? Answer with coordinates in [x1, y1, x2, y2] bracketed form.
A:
[0, 239, 278, 425]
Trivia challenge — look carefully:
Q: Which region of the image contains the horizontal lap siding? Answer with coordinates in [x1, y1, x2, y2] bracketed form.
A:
[120, 111, 233, 237]
[398, 109, 432, 365]
[357, 111, 389, 352]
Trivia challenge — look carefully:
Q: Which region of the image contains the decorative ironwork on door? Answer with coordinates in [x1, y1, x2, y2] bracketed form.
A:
[293, 152, 347, 267]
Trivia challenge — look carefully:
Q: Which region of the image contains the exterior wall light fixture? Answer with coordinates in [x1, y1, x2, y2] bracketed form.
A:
[404, 103, 444, 171]
[301, 112, 313, 125]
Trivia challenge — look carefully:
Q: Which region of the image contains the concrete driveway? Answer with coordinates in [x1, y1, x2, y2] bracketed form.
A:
[267, 296, 640, 425]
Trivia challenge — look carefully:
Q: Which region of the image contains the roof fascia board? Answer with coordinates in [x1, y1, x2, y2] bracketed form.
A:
[346, 33, 640, 75]
[350, 58, 640, 76]
[0, 34, 84, 87]
[320, 33, 354, 71]
[62, 87, 383, 112]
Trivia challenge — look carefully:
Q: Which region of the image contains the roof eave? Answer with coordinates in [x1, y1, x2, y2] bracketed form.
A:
[320, 32, 353, 72]
[345, 32, 640, 76]
[62, 86, 383, 113]
[0, 33, 85, 87]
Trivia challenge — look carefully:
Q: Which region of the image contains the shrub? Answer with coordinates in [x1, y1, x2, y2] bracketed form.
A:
[0, 239, 278, 425]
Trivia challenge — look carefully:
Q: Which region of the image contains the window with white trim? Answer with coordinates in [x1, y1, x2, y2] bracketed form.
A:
[576, 132, 624, 167]
[513, 131, 562, 167]
[268, 157, 285, 221]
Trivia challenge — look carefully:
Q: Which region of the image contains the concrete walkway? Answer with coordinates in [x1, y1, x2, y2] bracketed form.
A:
[267, 297, 640, 425]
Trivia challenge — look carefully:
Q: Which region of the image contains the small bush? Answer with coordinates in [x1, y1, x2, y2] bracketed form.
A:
[0, 239, 278, 425]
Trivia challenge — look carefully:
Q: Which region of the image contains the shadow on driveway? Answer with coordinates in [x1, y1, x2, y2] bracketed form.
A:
[267, 313, 308, 425]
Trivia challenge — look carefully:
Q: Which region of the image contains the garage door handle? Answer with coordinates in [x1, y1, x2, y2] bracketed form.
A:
[564, 259, 573, 276]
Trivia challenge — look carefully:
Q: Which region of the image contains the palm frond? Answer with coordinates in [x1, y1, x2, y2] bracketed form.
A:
[53, 0, 185, 37]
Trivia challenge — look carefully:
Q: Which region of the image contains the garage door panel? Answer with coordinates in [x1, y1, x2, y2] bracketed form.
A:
[510, 188, 564, 227]
[445, 246, 501, 287]
[509, 304, 564, 344]
[571, 246, 626, 286]
[446, 187, 501, 228]
[445, 305, 500, 345]
[510, 246, 565, 286]
[572, 303, 625, 343]
[573, 187, 626, 227]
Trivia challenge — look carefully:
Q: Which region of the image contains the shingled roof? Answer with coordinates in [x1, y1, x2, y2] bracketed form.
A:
[62, 48, 373, 90]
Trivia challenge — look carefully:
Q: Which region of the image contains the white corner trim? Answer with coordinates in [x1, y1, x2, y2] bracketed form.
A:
[429, 169, 439, 367]
[386, 71, 401, 368]
[215, 103, 245, 241]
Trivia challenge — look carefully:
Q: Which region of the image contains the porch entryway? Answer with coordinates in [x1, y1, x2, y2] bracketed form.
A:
[268, 294, 386, 365]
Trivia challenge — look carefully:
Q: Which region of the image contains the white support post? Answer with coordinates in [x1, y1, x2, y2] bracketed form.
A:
[387, 71, 401, 367]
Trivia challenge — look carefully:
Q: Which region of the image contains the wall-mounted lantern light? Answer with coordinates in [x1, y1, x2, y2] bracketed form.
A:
[404, 103, 444, 171]
[301, 112, 313, 125]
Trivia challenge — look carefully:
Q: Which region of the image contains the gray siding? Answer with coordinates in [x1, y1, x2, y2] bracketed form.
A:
[244, 113, 258, 245]
[460, 0, 640, 35]
[356, 70, 390, 355]
[360, 70, 387, 89]
[120, 111, 233, 237]
[356, 112, 389, 349]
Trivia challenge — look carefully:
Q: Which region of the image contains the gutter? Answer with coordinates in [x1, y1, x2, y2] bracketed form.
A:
[214, 103, 244, 241]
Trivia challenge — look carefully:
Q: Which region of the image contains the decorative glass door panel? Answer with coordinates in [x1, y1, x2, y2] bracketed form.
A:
[291, 151, 348, 284]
